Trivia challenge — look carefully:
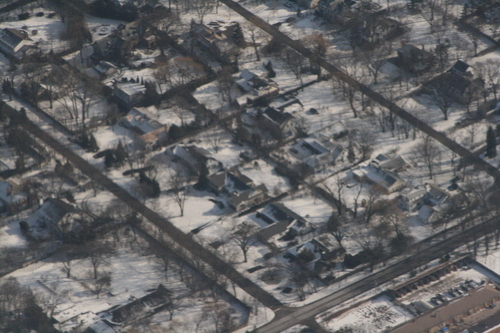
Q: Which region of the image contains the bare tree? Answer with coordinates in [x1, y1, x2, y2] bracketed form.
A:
[194, 0, 215, 24]
[88, 272, 112, 299]
[168, 169, 189, 217]
[321, 174, 345, 215]
[60, 252, 74, 278]
[357, 42, 392, 85]
[85, 241, 113, 279]
[246, 23, 261, 61]
[287, 264, 308, 301]
[207, 130, 223, 153]
[411, 135, 442, 179]
[229, 221, 257, 263]
[57, 75, 96, 129]
[152, 65, 172, 95]
[284, 48, 305, 85]
[165, 294, 182, 320]
[353, 125, 378, 160]
[217, 66, 235, 103]
[427, 87, 454, 120]
[170, 57, 205, 86]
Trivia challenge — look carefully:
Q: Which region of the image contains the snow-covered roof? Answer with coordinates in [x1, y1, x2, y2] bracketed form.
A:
[95, 60, 119, 75]
[122, 109, 163, 134]
[362, 164, 406, 193]
[0, 28, 35, 54]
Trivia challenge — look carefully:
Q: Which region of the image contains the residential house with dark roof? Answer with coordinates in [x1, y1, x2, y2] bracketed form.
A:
[165, 144, 220, 176]
[314, 0, 381, 25]
[189, 21, 241, 62]
[261, 107, 301, 139]
[255, 203, 313, 241]
[359, 16, 405, 45]
[289, 135, 344, 172]
[352, 164, 407, 194]
[396, 44, 435, 74]
[284, 236, 345, 273]
[113, 81, 146, 106]
[120, 108, 168, 146]
[24, 198, 75, 240]
[233, 69, 279, 106]
[94, 60, 120, 78]
[425, 71, 483, 105]
[0, 179, 37, 215]
[206, 167, 268, 211]
[0, 28, 38, 60]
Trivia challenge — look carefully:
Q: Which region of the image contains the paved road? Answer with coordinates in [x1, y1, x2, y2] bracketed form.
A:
[257, 216, 499, 333]
[2, 104, 283, 311]
[218, 0, 500, 184]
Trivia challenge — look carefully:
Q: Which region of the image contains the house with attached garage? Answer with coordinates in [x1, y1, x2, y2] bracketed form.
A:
[0, 179, 37, 215]
[206, 167, 269, 212]
[260, 107, 301, 139]
[120, 108, 168, 146]
[165, 144, 221, 176]
[233, 69, 279, 107]
[396, 43, 435, 74]
[289, 135, 344, 173]
[255, 203, 314, 241]
[0, 28, 38, 60]
[352, 163, 407, 194]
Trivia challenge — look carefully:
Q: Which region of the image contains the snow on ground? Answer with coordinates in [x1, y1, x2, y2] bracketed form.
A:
[3, 226, 242, 333]
[0, 9, 70, 53]
[323, 294, 413, 332]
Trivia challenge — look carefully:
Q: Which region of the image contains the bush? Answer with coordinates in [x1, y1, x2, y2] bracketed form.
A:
[297, 248, 315, 263]
[19, 221, 30, 235]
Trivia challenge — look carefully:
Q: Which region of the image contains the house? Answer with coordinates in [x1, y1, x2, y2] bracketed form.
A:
[233, 69, 279, 106]
[391, 285, 500, 333]
[92, 36, 133, 63]
[165, 144, 220, 176]
[372, 154, 410, 173]
[120, 108, 168, 145]
[113, 81, 146, 106]
[400, 183, 450, 216]
[399, 188, 427, 211]
[227, 183, 268, 212]
[0, 28, 38, 60]
[359, 16, 405, 44]
[260, 107, 301, 139]
[206, 167, 269, 211]
[189, 21, 241, 62]
[0, 179, 37, 215]
[352, 164, 406, 194]
[23, 198, 75, 240]
[289, 135, 344, 172]
[315, 0, 381, 25]
[451, 60, 471, 76]
[94, 60, 120, 78]
[284, 236, 345, 273]
[256, 203, 314, 240]
[424, 71, 483, 105]
[396, 44, 435, 74]
[109, 284, 172, 326]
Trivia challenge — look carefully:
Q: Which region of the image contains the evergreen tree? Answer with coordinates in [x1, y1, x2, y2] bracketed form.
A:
[232, 22, 245, 47]
[486, 126, 497, 158]
[113, 142, 128, 166]
[88, 134, 99, 152]
[104, 150, 115, 169]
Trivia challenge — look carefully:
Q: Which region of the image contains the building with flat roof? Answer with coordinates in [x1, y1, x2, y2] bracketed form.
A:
[391, 285, 500, 333]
